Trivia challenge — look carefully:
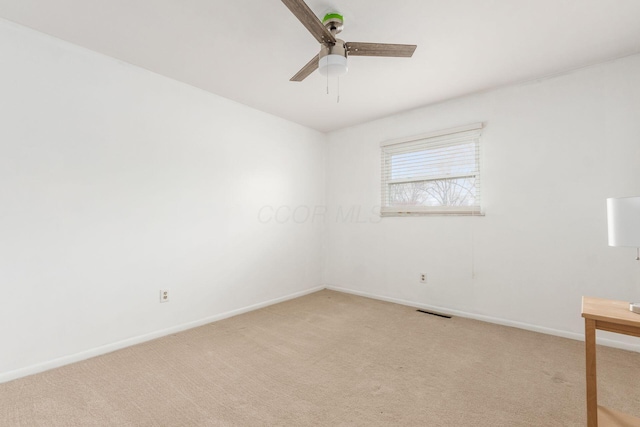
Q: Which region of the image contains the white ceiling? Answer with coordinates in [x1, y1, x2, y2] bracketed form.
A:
[1, 0, 640, 132]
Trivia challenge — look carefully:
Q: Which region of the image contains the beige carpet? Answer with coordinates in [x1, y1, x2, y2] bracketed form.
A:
[1, 290, 639, 426]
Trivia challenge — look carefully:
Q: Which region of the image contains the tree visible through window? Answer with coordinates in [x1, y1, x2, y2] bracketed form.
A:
[381, 124, 483, 216]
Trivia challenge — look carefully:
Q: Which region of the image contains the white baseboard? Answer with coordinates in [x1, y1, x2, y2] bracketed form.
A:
[325, 285, 640, 353]
[0, 286, 324, 384]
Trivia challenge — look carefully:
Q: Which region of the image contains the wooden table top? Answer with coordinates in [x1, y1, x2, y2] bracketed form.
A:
[582, 296, 640, 328]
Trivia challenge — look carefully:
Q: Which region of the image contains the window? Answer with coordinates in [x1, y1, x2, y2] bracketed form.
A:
[380, 123, 483, 216]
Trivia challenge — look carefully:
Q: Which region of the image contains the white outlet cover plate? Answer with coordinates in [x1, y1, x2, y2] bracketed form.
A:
[160, 289, 169, 303]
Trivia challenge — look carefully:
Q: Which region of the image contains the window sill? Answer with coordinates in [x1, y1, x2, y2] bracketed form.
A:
[380, 210, 484, 217]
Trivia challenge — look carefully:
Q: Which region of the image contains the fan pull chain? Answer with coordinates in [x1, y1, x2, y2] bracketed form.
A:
[324, 74, 340, 102]
[326, 71, 329, 95]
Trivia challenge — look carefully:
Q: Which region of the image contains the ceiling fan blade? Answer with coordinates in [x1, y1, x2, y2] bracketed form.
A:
[290, 54, 319, 82]
[281, 0, 336, 45]
[346, 42, 417, 57]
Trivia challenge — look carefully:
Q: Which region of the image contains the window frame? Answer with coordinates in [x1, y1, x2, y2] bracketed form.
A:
[380, 123, 484, 217]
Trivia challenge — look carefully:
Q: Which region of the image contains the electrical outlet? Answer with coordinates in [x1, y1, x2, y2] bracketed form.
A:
[160, 289, 169, 303]
[420, 273, 427, 284]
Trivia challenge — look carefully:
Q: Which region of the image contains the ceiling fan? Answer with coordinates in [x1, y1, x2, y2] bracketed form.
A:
[281, 0, 417, 81]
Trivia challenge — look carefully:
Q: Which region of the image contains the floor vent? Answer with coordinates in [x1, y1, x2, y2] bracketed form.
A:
[416, 309, 452, 319]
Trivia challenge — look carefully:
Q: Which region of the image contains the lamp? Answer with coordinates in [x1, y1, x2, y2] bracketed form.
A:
[318, 54, 348, 76]
[607, 196, 640, 314]
[318, 40, 348, 77]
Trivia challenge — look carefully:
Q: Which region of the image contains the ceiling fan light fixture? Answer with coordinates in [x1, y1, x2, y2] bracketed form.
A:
[318, 54, 348, 76]
[282, 0, 416, 82]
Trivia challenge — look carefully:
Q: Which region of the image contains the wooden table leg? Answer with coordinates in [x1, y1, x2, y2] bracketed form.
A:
[585, 318, 598, 427]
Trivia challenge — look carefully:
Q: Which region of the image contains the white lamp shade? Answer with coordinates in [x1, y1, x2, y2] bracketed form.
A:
[318, 54, 348, 76]
[607, 196, 640, 247]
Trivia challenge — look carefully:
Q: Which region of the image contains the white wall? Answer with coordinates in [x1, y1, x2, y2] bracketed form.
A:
[325, 54, 640, 348]
[0, 19, 325, 382]
[2, 16, 639, 384]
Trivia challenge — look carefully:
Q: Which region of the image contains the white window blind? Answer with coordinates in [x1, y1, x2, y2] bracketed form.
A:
[380, 123, 483, 216]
